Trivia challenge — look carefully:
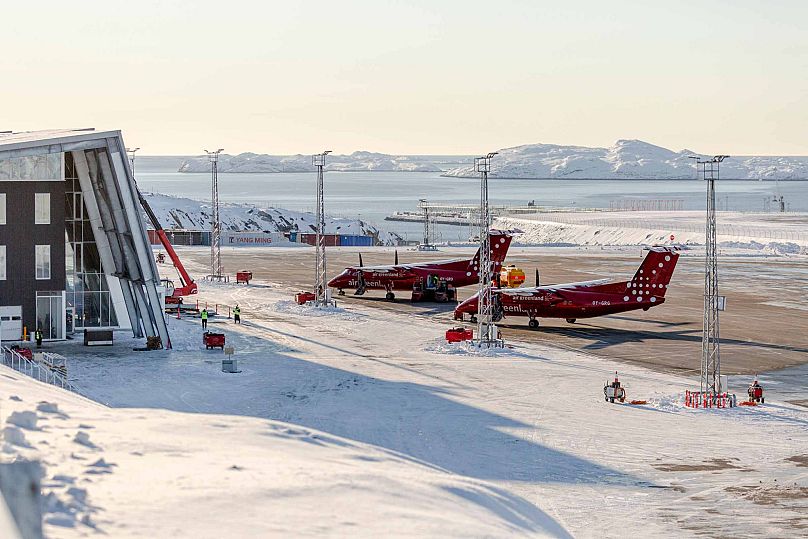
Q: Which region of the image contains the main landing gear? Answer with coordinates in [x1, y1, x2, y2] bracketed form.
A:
[338, 289, 345, 296]
[385, 291, 395, 301]
[566, 318, 576, 324]
[528, 319, 539, 329]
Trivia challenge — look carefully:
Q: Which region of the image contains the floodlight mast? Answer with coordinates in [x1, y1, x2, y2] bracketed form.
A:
[126, 147, 140, 178]
[205, 149, 225, 280]
[474, 152, 498, 347]
[313, 150, 332, 307]
[690, 154, 729, 395]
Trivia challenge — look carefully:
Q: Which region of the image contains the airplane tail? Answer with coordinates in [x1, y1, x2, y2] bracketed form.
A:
[629, 246, 679, 297]
[467, 230, 513, 274]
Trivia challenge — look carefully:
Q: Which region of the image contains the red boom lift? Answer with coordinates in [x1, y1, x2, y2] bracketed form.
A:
[138, 192, 198, 306]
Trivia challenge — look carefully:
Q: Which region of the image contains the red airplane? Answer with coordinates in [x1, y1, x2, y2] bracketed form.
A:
[454, 246, 679, 328]
[328, 231, 513, 302]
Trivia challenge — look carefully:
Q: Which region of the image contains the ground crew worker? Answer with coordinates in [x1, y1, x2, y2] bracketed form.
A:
[201, 308, 209, 329]
[35, 328, 43, 348]
[233, 305, 241, 324]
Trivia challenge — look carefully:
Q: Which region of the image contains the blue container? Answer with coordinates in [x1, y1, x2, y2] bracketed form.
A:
[340, 235, 373, 247]
[289, 231, 298, 243]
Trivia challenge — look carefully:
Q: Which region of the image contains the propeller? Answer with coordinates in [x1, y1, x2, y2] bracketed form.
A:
[394, 250, 399, 265]
[535, 269, 540, 287]
[358, 253, 364, 267]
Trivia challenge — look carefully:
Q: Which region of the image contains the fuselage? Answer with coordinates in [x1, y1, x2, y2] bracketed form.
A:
[328, 232, 513, 294]
[454, 246, 679, 324]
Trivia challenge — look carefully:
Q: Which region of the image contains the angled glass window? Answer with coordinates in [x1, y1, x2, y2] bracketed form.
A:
[35, 244, 51, 280]
[0, 245, 6, 280]
[0, 193, 5, 224]
[35, 193, 50, 224]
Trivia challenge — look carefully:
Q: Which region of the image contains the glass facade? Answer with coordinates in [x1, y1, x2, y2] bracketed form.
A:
[64, 153, 118, 328]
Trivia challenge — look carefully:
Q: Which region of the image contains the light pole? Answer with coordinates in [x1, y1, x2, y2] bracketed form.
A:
[474, 152, 499, 347]
[205, 149, 225, 280]
[313, 150, 332, 307]
[126, 147, 140, 178]
[691, 154, 729, 395]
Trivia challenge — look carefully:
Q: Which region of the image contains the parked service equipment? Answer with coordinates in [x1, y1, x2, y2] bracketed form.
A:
[499, 265, 526, 288]
[236, 271, 253, 285]
[604, 372, 626, 403]
[295, 292, 316, 305]
[446, 327, 474, 343]
[203, 332, 226, 350]
[747, 379, 764, 403]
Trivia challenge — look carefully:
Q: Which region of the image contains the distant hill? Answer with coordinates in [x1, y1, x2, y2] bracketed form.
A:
[177, 151, 447, 173]
[141, 192, 402, 245]
[442, 140, 808, 180]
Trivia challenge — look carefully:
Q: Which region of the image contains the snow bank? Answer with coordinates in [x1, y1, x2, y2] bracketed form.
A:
[0, 365, 566, 538]
[142, 192, 402, 245]
[497, 211, 808, 252]
[178, 151, 443, 173]
[444, 139, 808, 180]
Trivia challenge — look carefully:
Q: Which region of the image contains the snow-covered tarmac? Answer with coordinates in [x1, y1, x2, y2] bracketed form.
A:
[3, 276, 806, 537]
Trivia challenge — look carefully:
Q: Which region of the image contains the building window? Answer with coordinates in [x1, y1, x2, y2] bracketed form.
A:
[35, 193, 50, 224]
[35, 245, 51, 280]
[0, 193, 5, 224]
[0, 245, 5, 280]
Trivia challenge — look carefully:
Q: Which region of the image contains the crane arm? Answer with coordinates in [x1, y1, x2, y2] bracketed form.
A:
[138, 191, 198, 297]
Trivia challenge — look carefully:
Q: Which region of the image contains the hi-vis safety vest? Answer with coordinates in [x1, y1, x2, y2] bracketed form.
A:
[201, 311, 208, 320]
[234, 307, 240, 315]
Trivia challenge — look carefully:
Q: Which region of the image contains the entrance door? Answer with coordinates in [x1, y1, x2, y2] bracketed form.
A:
[0, 306, 23, 342]
[35, 293, 64, 340]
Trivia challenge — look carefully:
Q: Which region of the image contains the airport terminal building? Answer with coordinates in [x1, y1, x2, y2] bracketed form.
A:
[0, 129, 169, 346]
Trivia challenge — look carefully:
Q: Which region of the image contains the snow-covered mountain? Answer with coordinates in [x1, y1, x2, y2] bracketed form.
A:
[443, 140, 808, 180]
[178, 151, 443, 173]
[141, 192, 401, 245]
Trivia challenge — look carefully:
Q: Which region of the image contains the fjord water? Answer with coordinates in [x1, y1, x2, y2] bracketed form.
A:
[134, 161, 808, 241]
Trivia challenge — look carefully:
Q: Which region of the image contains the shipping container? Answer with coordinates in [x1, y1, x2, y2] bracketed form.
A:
[299, 233, 340, 246]
[288, 231, 297, 243]
[339, 235, 374, 247]
[148, 229, 210, 246]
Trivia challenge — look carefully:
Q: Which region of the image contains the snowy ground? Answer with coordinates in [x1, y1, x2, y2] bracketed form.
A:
[4, 271, 806, 537]
[497, 211, 808, 253]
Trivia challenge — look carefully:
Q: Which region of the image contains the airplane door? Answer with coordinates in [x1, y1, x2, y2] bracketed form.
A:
[0, 306, 23, 342]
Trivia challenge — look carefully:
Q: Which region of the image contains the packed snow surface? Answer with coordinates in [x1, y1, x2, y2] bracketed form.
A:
[178, 151, 443, 173]
[141, 192, 400, 244]
[5, 263, 805, 537]
[497, 210, 808, 253]
[444, 139, 808, 179]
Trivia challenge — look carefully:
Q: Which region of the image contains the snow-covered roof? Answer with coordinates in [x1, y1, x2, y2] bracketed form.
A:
[0, 128, 122, 159]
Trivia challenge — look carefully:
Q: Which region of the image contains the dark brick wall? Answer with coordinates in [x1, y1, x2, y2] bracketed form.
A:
[0, 179, 66, 333]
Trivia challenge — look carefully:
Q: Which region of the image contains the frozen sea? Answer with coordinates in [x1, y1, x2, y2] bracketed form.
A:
[135, 156, 808, 242]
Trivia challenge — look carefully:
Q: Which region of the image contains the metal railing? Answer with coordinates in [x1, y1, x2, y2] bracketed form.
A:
[0, 346, 80, 394]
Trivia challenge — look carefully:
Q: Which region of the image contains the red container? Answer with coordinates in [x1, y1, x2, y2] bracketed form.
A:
[295, 292, 316, 305]
[299, 233, 340, 247]
[446, 328, 473, 343]
[203, 332, 226, 350]
[236, 271, 253, 284]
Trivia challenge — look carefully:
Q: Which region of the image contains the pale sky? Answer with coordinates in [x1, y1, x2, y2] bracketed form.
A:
[2, 0, 807, 155]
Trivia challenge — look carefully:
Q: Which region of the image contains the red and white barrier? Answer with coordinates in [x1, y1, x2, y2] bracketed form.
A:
[684, 390, 737, 409]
